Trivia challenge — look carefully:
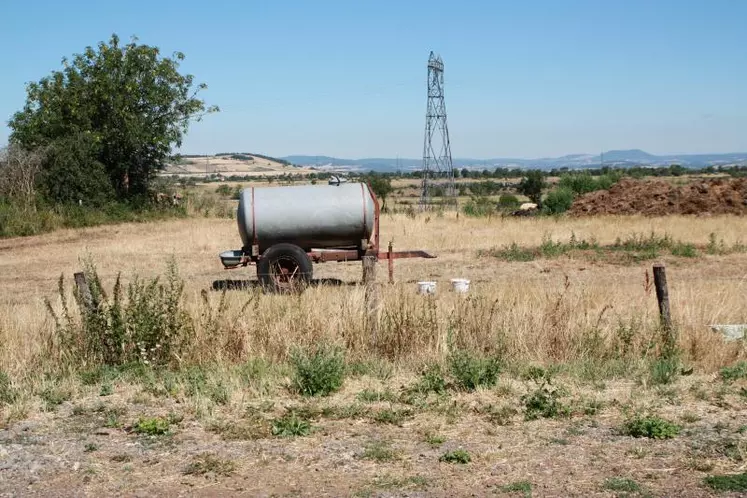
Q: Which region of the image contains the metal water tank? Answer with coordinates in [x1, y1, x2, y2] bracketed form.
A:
[237, 183, 376, 253]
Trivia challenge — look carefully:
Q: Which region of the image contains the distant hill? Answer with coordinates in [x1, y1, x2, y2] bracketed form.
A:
[283, 150, 747, 172]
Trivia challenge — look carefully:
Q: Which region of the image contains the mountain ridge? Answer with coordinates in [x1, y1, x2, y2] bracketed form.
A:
[283, 149, 747, 172]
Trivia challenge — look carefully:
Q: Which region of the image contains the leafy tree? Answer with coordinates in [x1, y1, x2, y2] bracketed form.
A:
[8, 34, 217, 201]
[517, 170, 546, 205]
[363, 174, 393, 210]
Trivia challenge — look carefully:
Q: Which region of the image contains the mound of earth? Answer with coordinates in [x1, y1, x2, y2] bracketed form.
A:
[569, 177, 747, 216]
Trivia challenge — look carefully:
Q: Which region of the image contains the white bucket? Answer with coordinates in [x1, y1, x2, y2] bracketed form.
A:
[417, 281, 437, 295]
[450, 278, 470, 294]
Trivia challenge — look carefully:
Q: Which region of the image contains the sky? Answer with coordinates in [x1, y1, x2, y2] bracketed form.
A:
[1, 0, 746, 159]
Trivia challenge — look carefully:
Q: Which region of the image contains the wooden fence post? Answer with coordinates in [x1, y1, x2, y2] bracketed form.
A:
[387, 241, 394, 284]
[653, 263, 675, 347]
[362, 255, 380, 345]
[73, 271, 95, 312]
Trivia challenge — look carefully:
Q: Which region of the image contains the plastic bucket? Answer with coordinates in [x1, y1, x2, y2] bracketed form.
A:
[450, 278, 470, 294]
[417, 281, 437, 295]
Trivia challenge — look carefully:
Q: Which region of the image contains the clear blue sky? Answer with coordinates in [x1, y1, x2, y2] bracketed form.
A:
[1, 0, 746, 159]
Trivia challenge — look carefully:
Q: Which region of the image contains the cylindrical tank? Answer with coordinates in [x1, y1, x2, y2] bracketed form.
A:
[237, 182, 376, 253]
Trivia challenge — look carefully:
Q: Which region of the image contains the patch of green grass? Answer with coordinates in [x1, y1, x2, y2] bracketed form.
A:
[84, 443, 98, 453]
[99, 383, 113, 396]
[500, 480, 532, 497]
[439, 449, 471, 464]
[649, 355, 680, 386]
[485, 242, 536, 262]
[671, 242, 698, 257]
[183, 453, 236, 477]
[290, 343, 345, 397]
[424, 432, 446, 447]
[132, 416, 171, 436]
[361, 440, 398, 462]
[704, 473, 747, 492]
[720, 361, 747, 383]
[448, 349, 502, 391]
[356, 388, 398, 403]
[603, 477, 642, 494]
[271, 412, 312, 437]
[622, 414, 680, 439]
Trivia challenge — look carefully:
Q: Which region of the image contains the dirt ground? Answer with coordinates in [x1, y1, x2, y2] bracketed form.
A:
[570, 178, 747, 217]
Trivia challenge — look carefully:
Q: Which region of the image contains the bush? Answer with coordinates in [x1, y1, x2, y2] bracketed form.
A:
[462, 196, 494, 217]
[543, 187, 574, 215]
[448, 350, 501, 391]
[290, 343, 345, 396]
[497, 194, 520, 210]
[45, 257, 192, 367]
[410, 363, 447, 395]
[622, 414, 680, 439]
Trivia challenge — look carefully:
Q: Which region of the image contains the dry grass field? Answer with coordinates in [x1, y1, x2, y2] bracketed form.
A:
[1, 212, 747, 496]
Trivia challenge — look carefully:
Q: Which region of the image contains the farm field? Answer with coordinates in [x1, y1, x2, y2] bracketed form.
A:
[1, 213, 747, 496]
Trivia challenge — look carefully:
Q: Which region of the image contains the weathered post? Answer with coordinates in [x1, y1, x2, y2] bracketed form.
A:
[363, 255, 380, 344]
[73, 271, 95, 313]
[653, 263, 675, 344]
[387, 241, 394, 284]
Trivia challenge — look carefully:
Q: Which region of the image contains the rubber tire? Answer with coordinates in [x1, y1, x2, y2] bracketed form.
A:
[257, 243, 313, 293]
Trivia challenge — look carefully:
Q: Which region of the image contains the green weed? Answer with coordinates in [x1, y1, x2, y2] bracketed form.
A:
[500, 480, 532, 497]
[720, 361, 747, 383]
[448, 349, 501, 391]
[622, 414, 680, 439]
[704, 473, 747, 492]
[133, 416, 171, 436]
[439, 449, 471, 464]
[290, 343, 345, 397]
[271, 412, 312, 437]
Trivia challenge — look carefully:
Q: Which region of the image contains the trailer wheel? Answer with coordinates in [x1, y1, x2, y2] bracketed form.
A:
[257, 243, 313, 293]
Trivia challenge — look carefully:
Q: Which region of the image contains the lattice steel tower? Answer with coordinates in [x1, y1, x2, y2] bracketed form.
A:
[420, 51, 456, 208]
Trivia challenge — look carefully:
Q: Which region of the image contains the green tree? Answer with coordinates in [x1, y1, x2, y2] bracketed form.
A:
[363, 174, 393, 210]
[9, 34, 217, 201]
[517, 170, 546, 205]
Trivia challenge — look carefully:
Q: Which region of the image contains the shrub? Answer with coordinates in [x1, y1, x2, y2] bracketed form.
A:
[497, 194, 520, 210]
[290, 343, 345, 397]
[650, 356, 680, 385]
[448, 350, 501, 391]
[543, 187, 574, 215]
[45, 257, 192, 367]
[521, 367, 570, 420]
[622, 414, 680, 439]
[439, 449, 471, 464]
[462, 196, 494, 217]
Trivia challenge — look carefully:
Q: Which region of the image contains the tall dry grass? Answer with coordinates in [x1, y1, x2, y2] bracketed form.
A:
[1, 213, 746, 379]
